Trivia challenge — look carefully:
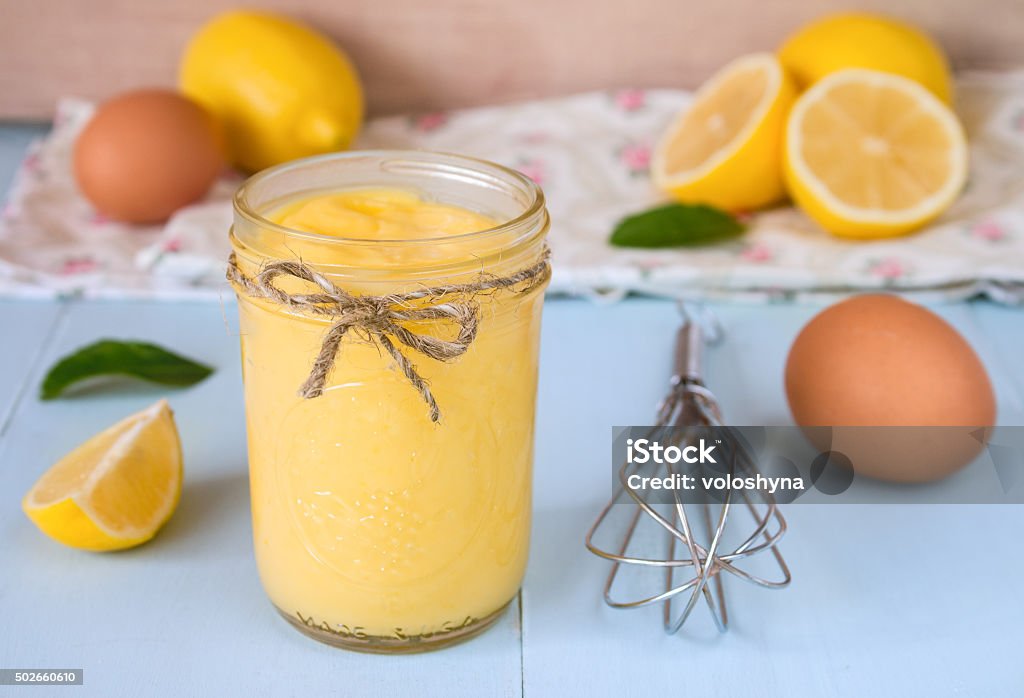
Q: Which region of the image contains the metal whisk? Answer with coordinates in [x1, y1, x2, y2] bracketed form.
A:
[585, 304, 791, 633]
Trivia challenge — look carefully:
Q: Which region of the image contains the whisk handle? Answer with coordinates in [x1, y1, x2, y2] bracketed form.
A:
[674, 320, 704, 383]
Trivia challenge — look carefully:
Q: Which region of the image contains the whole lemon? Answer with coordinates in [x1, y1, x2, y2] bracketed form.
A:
[778, 13, 953, 103]
[179, 11, 364, 173]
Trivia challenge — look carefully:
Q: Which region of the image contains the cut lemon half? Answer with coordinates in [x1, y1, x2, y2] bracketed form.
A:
[652, 53, 796, 211]
[783, 69, 967, 238]
[23, 400, 182, 551]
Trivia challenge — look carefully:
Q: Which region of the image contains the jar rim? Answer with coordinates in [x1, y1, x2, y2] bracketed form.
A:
[233, 149, 547, 247]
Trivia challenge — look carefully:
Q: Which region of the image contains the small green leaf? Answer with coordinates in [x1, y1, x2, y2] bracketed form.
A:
[40, 340, 214, 400]
[610, 203, 746, 248]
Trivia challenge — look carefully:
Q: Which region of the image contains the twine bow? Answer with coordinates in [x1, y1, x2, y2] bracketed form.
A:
[226, 248, 551, 422]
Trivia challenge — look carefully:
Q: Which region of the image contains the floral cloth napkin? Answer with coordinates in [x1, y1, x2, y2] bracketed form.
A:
[3, 72, 1024, 302]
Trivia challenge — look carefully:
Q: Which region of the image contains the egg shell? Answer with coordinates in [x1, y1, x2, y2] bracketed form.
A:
[73, 89, 225, 224]
[785, 294, 996, 482]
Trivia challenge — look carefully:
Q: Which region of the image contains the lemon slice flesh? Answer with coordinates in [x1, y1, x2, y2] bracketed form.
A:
[23, 400, 182, 551]
[784, 69, 967, 238]
[652, 52, 797, 211]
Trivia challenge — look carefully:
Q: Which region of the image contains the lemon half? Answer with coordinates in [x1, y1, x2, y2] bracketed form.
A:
[783, 69, 967, 239]
[23, 400, 183, 551]
[652, 53, 796, 211]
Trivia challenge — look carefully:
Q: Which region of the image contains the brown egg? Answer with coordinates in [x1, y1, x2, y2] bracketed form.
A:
[73, 89, 224, 224]
[785, 294, 996, 482]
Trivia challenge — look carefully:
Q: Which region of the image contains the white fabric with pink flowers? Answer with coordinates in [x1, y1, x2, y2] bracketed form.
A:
[3, 72, 1024, 302]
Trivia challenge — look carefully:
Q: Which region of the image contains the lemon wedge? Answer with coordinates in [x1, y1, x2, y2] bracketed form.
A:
[23, 400, 182, 551]
[651, 52, 797, 211]
[783, 69, 967, 238]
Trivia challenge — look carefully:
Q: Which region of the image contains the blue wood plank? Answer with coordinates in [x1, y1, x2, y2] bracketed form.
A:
[0, 300, 63, 433]
[525, 298, 1024, 698]
[0, 299, 523, 698]
[962, 302, 1024, 423]
[2, 294, 1023, 697]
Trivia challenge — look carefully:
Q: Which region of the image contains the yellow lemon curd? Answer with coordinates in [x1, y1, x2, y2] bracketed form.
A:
[234, 187, 545, 649]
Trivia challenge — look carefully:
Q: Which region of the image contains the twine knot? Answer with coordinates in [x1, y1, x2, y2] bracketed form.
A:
[226, 248, 551, 423]
[351, 296, 393, 332]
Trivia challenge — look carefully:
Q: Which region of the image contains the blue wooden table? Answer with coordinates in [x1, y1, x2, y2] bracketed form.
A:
[1, 128, 1023, 697]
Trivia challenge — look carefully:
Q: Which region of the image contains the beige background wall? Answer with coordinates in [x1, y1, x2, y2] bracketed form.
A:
[1, 0, 1022, 120]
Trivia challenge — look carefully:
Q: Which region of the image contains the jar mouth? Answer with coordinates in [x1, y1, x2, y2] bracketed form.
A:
[233, 150, 547, 246]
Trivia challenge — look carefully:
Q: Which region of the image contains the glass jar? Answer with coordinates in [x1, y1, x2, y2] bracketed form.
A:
[229, 151, 550, 652]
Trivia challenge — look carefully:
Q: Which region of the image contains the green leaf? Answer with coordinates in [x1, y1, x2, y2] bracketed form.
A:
[610, 203, 746, 248]
[40, 340, 214, 400]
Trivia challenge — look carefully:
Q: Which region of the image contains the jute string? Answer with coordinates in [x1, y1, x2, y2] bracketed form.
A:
[226, 247, 551, 423]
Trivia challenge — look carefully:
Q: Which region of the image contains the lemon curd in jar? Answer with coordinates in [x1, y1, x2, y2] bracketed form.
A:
[229, 152, 549, 652]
